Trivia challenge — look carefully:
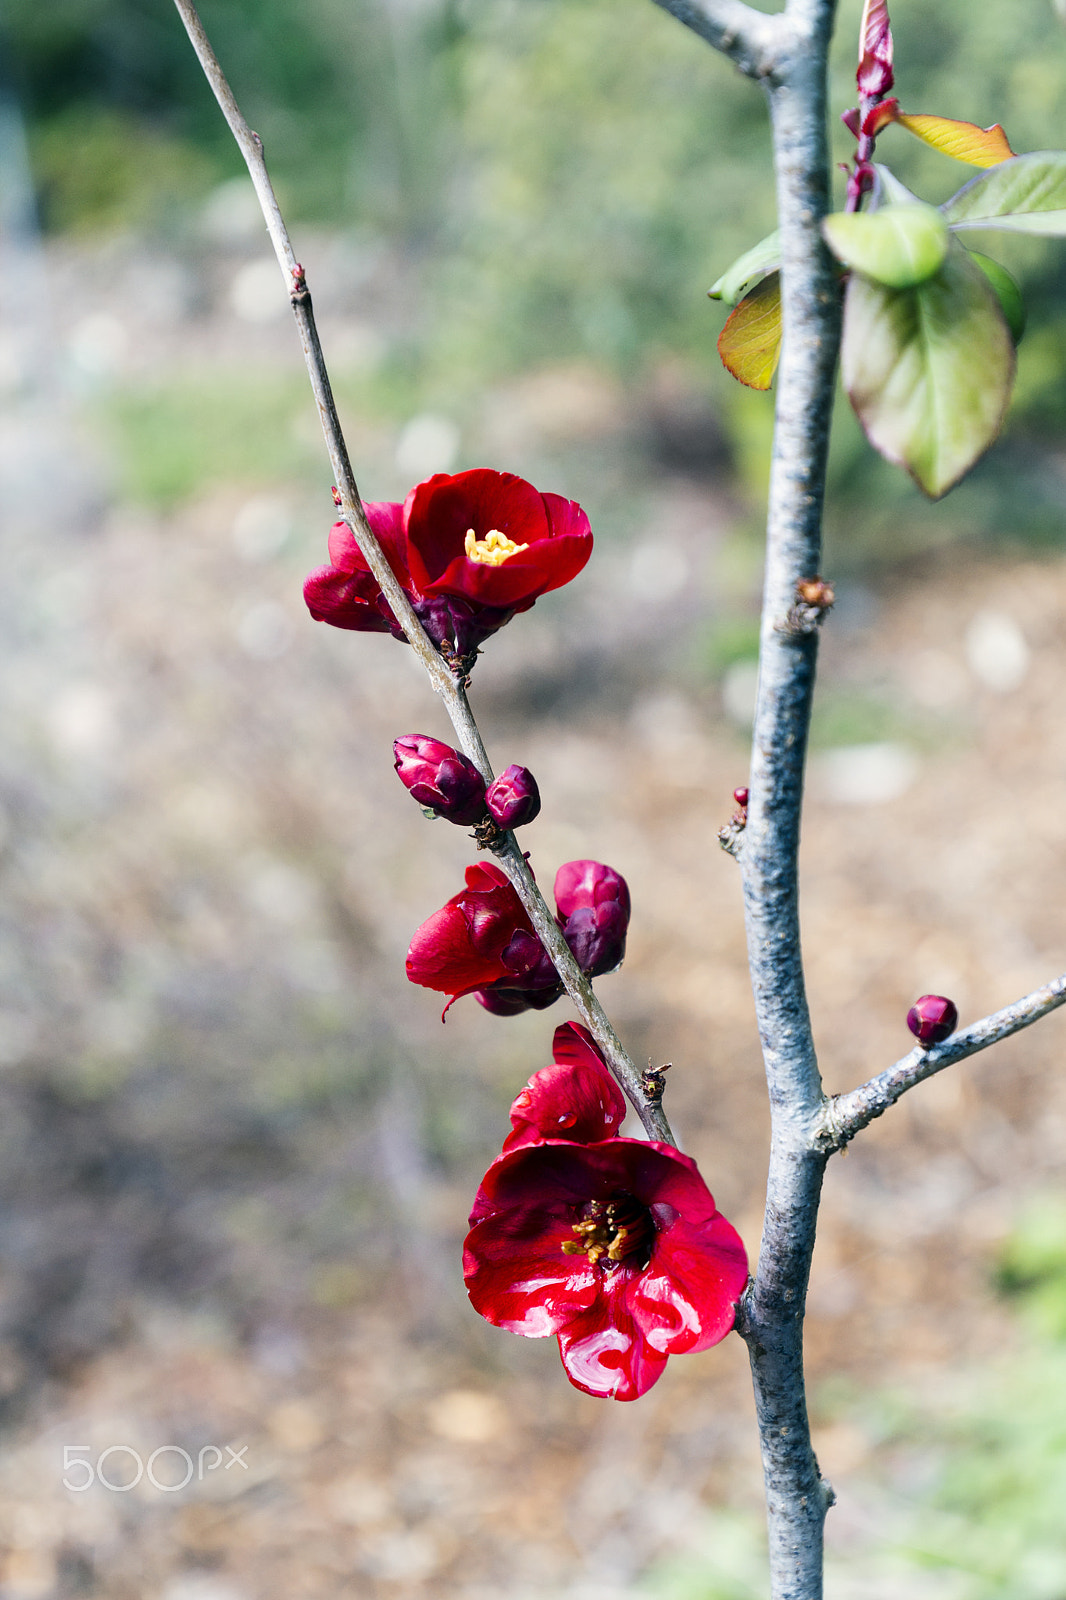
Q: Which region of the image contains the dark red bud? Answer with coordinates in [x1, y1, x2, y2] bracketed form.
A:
[906, 994, 958, 1047]
[486, 765, 541, 830]
[393, 734, 487, 825]
[733, 787, 749, 808]
[841, 107, 862, 138]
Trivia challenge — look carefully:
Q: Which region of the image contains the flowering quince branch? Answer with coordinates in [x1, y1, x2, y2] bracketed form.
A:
[170, 0, 671, 1143]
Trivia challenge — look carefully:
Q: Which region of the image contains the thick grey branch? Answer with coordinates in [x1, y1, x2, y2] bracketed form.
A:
[732, 4, 843, 1599]
[172, 0, 671, 1144]
[647, 0, 781, 76]
[819, 972, 1066, 1150]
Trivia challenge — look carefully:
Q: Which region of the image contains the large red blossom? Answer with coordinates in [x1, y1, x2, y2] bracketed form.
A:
[303, 470, 592, 661]
[503, 1023, 626, 1152]
[464, 1139, 748, 1401]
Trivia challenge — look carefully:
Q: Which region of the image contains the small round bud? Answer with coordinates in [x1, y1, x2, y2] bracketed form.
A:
[393, 734, 487, 825]
[486, 764, 541, 829]
[733, 787, 749, 808]
[795, 577, 835, 609]
[906, 994, 958, 1047]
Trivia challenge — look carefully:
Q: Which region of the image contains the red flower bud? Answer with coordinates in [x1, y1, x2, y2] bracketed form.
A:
[486, 765, 541, 830]
[393, 735, 487, 825]
[501, 1023, 626, 1151]
[906, 994, 958, 1047]
[733, 787, 749, 808]
[555, 860, 631, 979]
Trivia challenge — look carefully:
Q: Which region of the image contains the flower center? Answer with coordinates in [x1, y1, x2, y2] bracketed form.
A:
[561, 1191, 654, 1271]
[464, 528, 529, 567]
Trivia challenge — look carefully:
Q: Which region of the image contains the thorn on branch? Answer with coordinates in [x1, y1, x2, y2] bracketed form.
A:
[779, 575, 835, 637]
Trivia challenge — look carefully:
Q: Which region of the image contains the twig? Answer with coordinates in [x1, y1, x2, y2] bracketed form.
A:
[171, 0, 672, 1144]
[648, 0, 781, 77]
[819, 972, 1066, 1150]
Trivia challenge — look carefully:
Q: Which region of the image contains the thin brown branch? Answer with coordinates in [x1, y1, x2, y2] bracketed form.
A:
[818, 971, 1066, 1151]
[171, 0, 672, 1144]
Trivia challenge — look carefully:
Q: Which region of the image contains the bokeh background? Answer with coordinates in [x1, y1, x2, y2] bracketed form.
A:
[2, 1, 1066, 1595]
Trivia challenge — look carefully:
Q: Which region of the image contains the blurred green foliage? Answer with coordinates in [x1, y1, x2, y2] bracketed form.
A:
[106, 372, 320, 504]
[995, 1192, 1066, 1340]
[7, 0, 1066, 535]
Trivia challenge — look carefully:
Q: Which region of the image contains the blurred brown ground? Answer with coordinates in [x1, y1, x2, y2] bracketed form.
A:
[0, 221, 1063, 1600]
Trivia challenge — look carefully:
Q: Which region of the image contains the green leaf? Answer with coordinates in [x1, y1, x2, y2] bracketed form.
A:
[823, 203, 949, 288]
[708, 231, 780, 305]
[872, 165, 921, 208]
[942, 151, 1066, 235]
[841, 241, 1015, 498]
[968, 252, 1026, 344]
[716, 272, 781, 390]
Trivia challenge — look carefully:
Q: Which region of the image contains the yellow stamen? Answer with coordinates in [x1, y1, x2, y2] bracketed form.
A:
[560, 1196, 653, 1271]
[464, 528, 529, 567]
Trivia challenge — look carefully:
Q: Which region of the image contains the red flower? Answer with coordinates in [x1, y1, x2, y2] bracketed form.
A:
[303, 470, 593, 664]
[405, 859, 632, 1017]
[503, 1023, 626, 1151]
[464, 1139, 748, 1400]
[404, 470, 592, 611]
[404, 862, 539, 1015]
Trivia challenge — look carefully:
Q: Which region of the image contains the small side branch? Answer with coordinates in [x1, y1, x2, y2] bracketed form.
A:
[819, 971, 1066, 1151]
[648, 0, 782, 77]
[172, 0, 672, 1146]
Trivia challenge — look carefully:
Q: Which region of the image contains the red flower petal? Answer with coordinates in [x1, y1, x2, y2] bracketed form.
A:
[635, 1209, 747, 1354]
[302, 564, 392, 631]
[463, 1211, 599, 1336]
[405, 863, 538, 1006]
[503, 1023, 626, 1151]
[556, 1301, 669, 1401]
[554, 860, 631, 920]
[326, 502, 411, 584]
